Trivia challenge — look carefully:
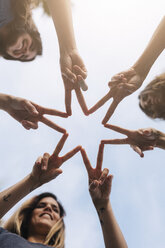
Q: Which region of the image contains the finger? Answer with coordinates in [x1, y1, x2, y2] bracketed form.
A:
[62, 68, 77, 83]
[101, 138, 129, 145]
[88, 91, 112, 114]
[22, 100, 39, 116]
[35, 156, 42, 165]
[96, 143, 104, 171]
[41, 107, 68, 118]
[99, 168, 109, 185]
[142, 146, 154, 151]
[77, 75, 88, 91]
[75, 86, 89, 116]
[80, 148, 93, 173]
[108, 80, 120, 88]
[40, 116, 66, 133]
[102, 100, 119, 124]
[89, 180, 99, 191]
[21, 120, 38, 130]
[130, 145, 144, 158]
[51, 133, 69, 158]
[42, 153, 50, 170]
[65, 88, 72, 116]
[104, 123, 130, 136]
[73, 65, 87, 78]
[61, 145, 82, 163]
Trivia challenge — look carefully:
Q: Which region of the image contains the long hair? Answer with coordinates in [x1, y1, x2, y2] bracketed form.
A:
[0, 0, 42, 61]
[3, 193, 66, 248]
[139, 73, 165, 119]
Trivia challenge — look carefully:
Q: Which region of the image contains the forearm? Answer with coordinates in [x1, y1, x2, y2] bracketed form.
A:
[0, 93, 11, 111]
[94, 201, 128, 248]
[47, 0, 77, 53]
[0, 174, 39, 219]
[133, 16, 165, 78]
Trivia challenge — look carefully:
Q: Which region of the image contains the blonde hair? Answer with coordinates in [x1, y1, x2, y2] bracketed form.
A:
[3, 193, 65, 248]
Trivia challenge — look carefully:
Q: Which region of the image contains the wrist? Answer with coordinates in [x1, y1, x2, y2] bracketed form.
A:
[92, 198, 110, 210]
[156, 131, 165, 149]
[60, 46, 77, 56]
[28, 173, 41, 191]
[0, 93, 12, 111]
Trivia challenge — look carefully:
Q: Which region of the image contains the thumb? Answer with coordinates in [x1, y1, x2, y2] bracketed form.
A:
[23, 101, 39, 116]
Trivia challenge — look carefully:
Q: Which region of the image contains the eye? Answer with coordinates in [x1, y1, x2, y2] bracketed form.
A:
[52, 206, 59, 214]
[36, 203, 46, 209]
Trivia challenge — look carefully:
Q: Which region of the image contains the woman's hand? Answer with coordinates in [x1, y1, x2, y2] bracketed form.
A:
[60, 49, 88, 115]
[81, 144, 113, 208]
[31, 133, 81, 186]
[5, 95, 68, 133]
[102, 124, 160, 157]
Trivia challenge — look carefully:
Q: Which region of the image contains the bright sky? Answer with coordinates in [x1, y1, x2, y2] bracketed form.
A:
[0, 0, 165, 247]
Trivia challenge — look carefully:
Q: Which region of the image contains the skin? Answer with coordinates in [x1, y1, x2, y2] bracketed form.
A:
[6, 33, 37, 61]
[101, 123, 165, 157]
[28, 197, 60, 243]
[0, 93, 68, 133]
[81, 145, 128, 248]
[0, 133, 81, 220]
[47, 0, 88, 115]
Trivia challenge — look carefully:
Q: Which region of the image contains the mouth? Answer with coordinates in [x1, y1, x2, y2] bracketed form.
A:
[39, 213, 53, 220]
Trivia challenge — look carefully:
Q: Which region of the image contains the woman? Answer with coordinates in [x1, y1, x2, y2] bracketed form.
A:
[139, 73, 165, 120]
[0, 0, 42, 61]
[0, 0, 87, 114]
[0, 133, 81, 247]
[0, 137, 127, 247]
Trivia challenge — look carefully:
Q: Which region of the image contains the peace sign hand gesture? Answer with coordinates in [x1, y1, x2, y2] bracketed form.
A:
[102, 124, 160, 157]
[31, 133, 81, 186]
[81, 144, 113, 208]
[89, 68, 143, 124]
[5, 95, 68, 133]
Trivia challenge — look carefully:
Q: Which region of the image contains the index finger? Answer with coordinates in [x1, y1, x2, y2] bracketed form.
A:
[75, 86, 89, 116]
[41, 107, 68, 118]
[80, 148, 92, 173]
[65, 88, 72, 116]
[96, 143, 104, 171]
[88, 90, 112, 114]
[61, 146, 82, 163]
[102, 99, 120, 124]
[40, 116, 66, 134]
[104, 124, 131, 136]
[52, 133, 69, 157]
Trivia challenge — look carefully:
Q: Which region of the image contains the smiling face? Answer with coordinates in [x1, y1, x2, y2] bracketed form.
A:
[6, 33, 37, 61]
[28, 197, 61, 236]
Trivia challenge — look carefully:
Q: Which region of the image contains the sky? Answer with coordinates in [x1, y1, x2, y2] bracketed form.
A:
[0, 0, 165, 247]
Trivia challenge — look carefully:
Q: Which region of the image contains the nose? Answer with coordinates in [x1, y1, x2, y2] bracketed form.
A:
[44, 204, 53, 212]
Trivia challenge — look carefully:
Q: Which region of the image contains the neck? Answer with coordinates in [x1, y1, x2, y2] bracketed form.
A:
[27, 234, 46, 245]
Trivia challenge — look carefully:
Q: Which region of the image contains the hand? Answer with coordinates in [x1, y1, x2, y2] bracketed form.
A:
[60, 49, 88, 115]
[6, 96, 68, 133]
[31, 133, 81, 186]
[89, 68, 143, 124]
[81, 144, 113, 207]
[102, 124, 160, 157]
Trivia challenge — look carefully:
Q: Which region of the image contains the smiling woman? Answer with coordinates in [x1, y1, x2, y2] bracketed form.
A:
[3, 193, 66, 248]
[0, 0, 42, 61]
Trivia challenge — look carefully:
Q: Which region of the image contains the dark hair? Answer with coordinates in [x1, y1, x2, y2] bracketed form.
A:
[0, 0, 42, 61]
[139, 73, 165, 119]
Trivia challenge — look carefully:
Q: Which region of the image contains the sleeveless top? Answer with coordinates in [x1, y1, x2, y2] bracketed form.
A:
[0, 227, 52, 248]
[0, 0, 14, 28]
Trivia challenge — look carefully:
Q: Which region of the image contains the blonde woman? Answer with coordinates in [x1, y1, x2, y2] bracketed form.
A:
[0, 133, 81, 247]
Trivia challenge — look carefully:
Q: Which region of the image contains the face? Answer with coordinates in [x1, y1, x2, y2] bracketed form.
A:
[6, 33, 37, 61]
[29, 197, 61, 235]
[139, 91, 163, 118]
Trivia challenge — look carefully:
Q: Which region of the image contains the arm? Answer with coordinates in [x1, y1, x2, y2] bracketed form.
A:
[0, 133, 81, 219]
[81, 146, 127, 248]
[47, 0, 87, 85]
[133, 16, 165, 79]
